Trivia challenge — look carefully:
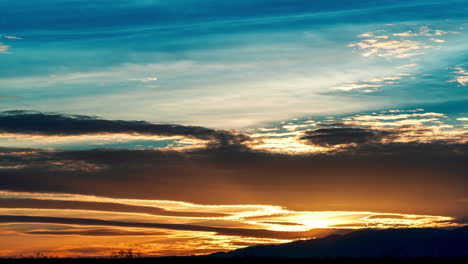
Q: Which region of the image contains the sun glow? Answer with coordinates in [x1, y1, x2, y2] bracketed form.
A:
[0, 190, 462, 257]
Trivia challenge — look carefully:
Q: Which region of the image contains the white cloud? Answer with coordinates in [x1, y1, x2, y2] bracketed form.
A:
[2, 36, 22, 40]
[394, 52, 425, 58]
[333, 83, 383, 91]
[350, 26, 452, 59]
[451, 67, 468, 86]
[368, 76, 402, 82]
[430, 38, 445, 43]
[0, 43, 10, 53]
[129, 77, 158, 83]
[396, 64, 417, 69]
[352, 112, 446, 121]
[348, 38, 431, 58]
[282, 123, 314, 131]
[357, 32, 373, 38]
[392, 26, 447, 37]
[333, 74, 409, 92]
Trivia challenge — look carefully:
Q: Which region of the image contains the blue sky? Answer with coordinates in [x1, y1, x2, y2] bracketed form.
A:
[1, 0, 467, 129]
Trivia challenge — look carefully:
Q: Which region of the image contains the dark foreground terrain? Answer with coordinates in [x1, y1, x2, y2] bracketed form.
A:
[2, 227, 467, 263]
[212, 226, 468, 258]
[1, 258, 468, 264]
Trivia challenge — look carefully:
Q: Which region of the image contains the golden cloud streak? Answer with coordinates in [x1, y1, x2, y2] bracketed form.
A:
[0, 190, 459, 231]
[0, 184, 463, 258]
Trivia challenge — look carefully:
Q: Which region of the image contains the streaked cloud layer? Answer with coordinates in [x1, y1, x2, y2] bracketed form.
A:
[1, 109, 468, 256]
[0, 190, 459, 257]
[1, 0, 468, 258]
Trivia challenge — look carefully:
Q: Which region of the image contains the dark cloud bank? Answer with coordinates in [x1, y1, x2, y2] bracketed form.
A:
[300, 127, 393, 147]
[0, 110, 468, 220]
[0, 110, 249, 146]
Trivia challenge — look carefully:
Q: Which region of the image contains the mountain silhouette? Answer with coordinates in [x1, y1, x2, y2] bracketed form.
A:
[211, 226, 468, 258]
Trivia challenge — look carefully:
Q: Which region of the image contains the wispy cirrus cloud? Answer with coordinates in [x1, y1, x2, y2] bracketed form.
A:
[349, 25, 452, 59]
[332, 74, 406, 92]
[0, 190, 458, 240]
[2, 36, 22, 40]
[0, 43, 10, 53]
[430, 38, 445, 43]
[392, 26, 447, 37]
[451, 67, 468, 86]
[396, 63, 417, 69]
[129, 77, 158, 83]
[349, 38, 430, 58]
[332, 83, 384, 92]
[0, 35, 21, 54]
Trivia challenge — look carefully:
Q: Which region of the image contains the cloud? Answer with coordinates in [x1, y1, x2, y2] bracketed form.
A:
[129, 77, 158, 82]
[348, 38, 431, 58]
[0, 43, 10, 53]
[368, 76, 402, 82]
[1, 0, 468, 257]
[24, 228, 168, 237]
[332, 74, 409, 92]
[451, 67, 468, 86]
[251, 109, 466, 154]
[348, 25, 450, 59]
[322, 111, 468, 147]
[2, 140, 467, 216]
[366, 214, 409, 220]
[333, 83, 383, 92]
[430, 38, 445, 43]
[0, 148, 105, 172]
[392, 26, 447, 37]
[0, 198, 227, 218]
[0, 215, 340, 240]
[457, 118, 468, 121]
[0, 110, 249, 147]
[0, 141, 466, 258]
[357, 32, 373, 38]
[350, 112, 446, 121]
[1, 189, 456, 238]
[0, 109, 467, 220]
[396, 64, 417, 69]
[2, 36, 22, 40]
[300, 127, 393, 147]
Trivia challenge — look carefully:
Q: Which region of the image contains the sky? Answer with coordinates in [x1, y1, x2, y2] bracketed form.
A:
[0, 0, 468, 257]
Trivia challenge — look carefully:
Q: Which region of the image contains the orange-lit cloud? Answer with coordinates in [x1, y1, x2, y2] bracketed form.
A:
[1, 108, 468, 257]
[0, 190, 461, 257]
